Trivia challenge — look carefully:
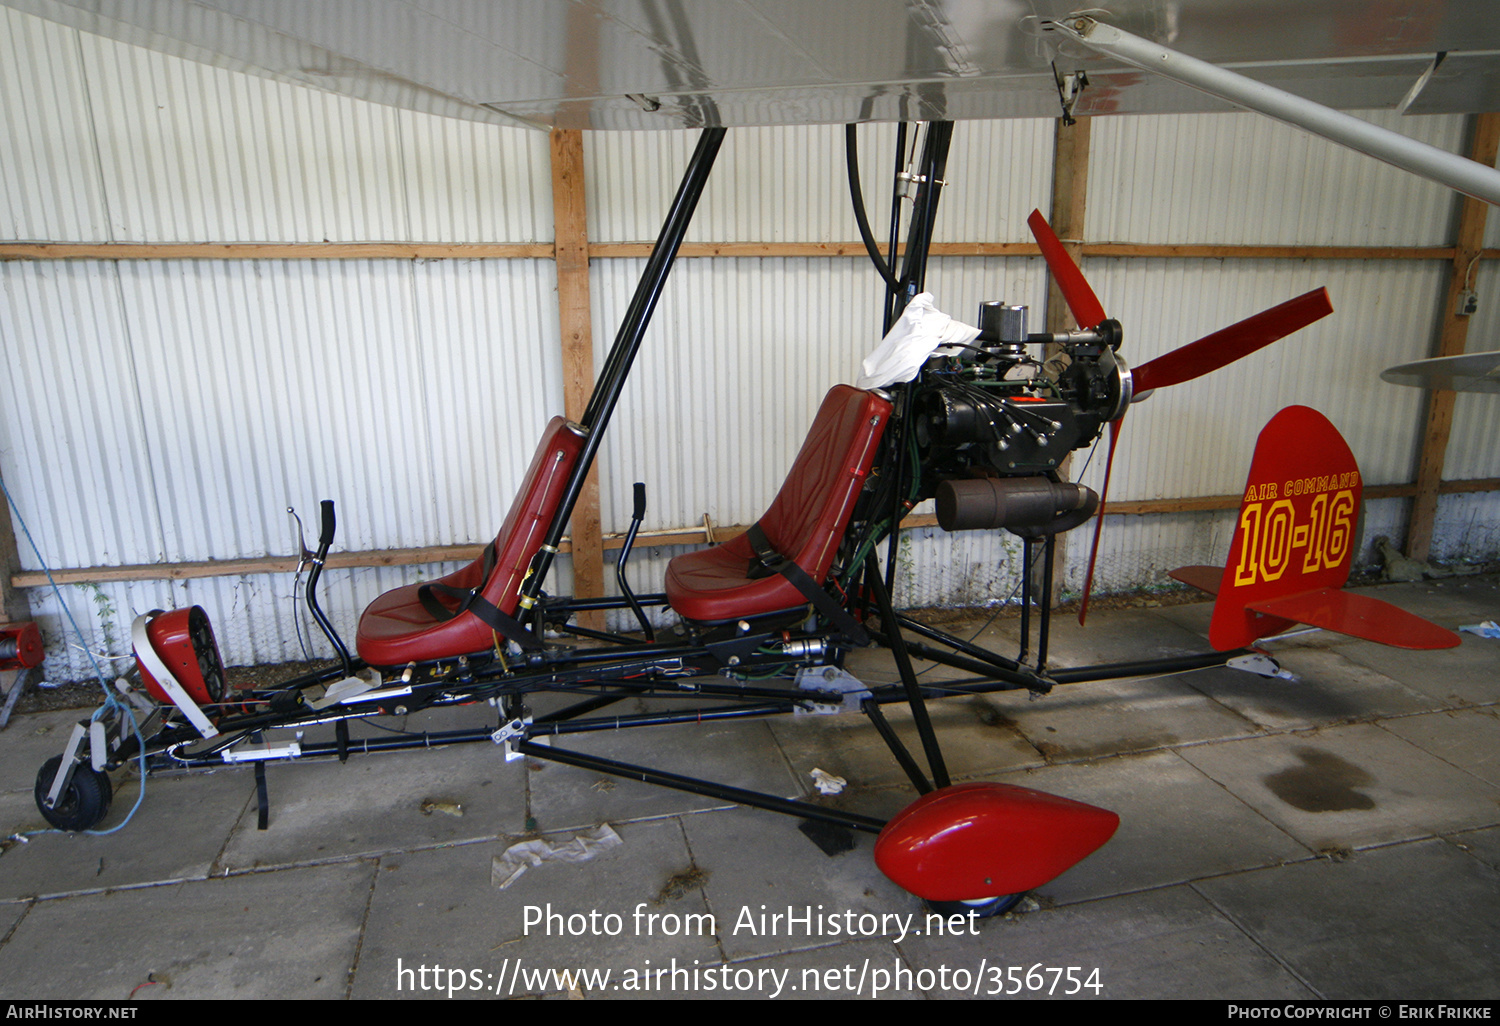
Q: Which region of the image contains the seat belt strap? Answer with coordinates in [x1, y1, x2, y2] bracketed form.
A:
[416, 541, 542, 650]
[745, 523, 867, 645]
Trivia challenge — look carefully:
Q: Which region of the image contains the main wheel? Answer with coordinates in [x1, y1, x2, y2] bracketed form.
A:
[34, 755, 113, 832]
[927, 893, 1024, 919]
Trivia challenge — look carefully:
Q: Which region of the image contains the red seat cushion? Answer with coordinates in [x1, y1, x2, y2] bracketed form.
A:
[665, 386, 891, 623]
[356, 417, 584, 667]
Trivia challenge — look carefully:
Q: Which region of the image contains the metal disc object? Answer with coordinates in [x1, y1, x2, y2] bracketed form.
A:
[1102, 347, 1134, 420]
[1381, 351, 1500, 394]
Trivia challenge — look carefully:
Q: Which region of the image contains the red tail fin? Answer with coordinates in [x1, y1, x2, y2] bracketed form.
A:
[1207, 406, 1457, 651]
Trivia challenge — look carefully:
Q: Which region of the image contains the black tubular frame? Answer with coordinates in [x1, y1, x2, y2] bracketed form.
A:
[522, 127, 727, 613]
[95, 122, 1264, 844]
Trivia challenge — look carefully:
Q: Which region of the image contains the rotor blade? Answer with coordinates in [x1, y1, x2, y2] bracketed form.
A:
[1028, 209, 1107, 330]
[1078, 416, 1124, 627]
[1132, 287, 1333, 395]
[1381, 350, 1500, 394]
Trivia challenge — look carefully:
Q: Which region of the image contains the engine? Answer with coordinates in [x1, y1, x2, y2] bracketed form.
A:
[910, 300, 1126, 535]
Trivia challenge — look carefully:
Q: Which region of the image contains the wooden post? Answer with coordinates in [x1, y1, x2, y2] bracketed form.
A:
[551, 128, 606, 629]
[1046, 117, 1092, 336]
[0, 487, 32, 624]
[1404, 112, 1500, 563]
[1045, 116, 1091, 603]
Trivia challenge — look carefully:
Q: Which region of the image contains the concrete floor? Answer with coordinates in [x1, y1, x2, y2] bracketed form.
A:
[0, 577, 1496, 1001]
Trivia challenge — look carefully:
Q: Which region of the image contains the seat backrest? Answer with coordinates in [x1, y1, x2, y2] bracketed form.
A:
[757, 385, 892, 582]
[480, 416, 586, 615]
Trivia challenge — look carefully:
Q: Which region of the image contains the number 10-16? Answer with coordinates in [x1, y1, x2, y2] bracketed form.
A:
[1234, 490, 1354, 587]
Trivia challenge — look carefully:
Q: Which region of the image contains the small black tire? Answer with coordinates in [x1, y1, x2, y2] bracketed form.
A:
[926, 893, 1024, 919]
[34, 755, 113, 832]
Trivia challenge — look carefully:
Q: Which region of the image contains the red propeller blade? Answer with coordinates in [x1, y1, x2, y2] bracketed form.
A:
[1027, 209, 1107, 330]
[1132, 287, 1333, 395]
[1078, 416, 1124, 626]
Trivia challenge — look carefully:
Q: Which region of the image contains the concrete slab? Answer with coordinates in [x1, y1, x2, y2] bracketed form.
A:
[1017, 608, 1224, 669]
[350, 818, 718, 999]
[678, 805, 916, 961]
[0, 900, 28, 938]
[1152, 598, 1215, 639]
[1333, 633, 1500, 706]
[989, 674, 1259, 763]
[1195, 838, 1500, 999]
[1176, 723, 1500, 851]
[766, 696, 1043, 791]
[0, 860, 374, 999]
[997, 751, 1311, 904]
[0, 709, 102, 796]
[1449, 825, 1500, 872]
[219, 742, 529, 871]
[1183, 649, 1442, 731]
[901, 885, 1315, 1000]
[0, 770, 252, 901]
[1348, 577, 1500, 625]
[526, 719, 801, 833]
[1380, 708, 1500, 787]
[843, 640, 978, 688]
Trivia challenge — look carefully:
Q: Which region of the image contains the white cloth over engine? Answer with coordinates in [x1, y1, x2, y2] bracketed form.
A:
[855, 292, 981, 390]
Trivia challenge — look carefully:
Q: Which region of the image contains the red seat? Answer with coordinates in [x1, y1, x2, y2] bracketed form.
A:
[665, 385, 892, 623]
[356, 417, 585, 667]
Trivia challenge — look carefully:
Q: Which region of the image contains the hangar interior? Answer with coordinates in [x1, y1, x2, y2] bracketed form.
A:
[0, 1, 1497, 1003]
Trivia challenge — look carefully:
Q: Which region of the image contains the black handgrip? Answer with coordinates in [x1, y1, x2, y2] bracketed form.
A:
[632, 482, 646, 522]
[319, 500, 336, 548]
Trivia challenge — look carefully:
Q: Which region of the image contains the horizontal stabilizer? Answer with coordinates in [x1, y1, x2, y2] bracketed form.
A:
[1169, 565, 1224, 596]
[1248, 588, 1461, 650]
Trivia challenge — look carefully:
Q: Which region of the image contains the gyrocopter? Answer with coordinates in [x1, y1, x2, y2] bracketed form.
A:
[21, 2, 1482, 913]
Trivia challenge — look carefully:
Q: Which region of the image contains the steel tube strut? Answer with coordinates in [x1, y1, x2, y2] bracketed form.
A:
[864, 551, 950, 789]
[524, 127, 727, 607]
[861, 698, 933, 795]
[514, 740, 887, 834]
[883, 121, 954, 596]
[866, 632, 1045, 690]
[529, 702, 790, 735]
[894, 614, 1022, 672]
[1049, 650, 1250, 684]
[1049, 18, 1500, 206]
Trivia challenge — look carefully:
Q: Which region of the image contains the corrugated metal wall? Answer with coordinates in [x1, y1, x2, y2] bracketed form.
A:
[1, 5, 1496, 678]
[0, 6, 566, 676]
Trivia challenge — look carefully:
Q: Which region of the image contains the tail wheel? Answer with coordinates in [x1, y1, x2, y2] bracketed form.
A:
[34, 755, 113, 832]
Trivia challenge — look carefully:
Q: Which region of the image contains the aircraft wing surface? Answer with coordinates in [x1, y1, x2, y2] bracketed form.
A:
[7, 0, 1500, 129]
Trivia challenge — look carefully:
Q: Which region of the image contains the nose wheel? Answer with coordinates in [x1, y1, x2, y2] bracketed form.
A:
[926, 893, 1023, 919]
[34, 755, 113, 832]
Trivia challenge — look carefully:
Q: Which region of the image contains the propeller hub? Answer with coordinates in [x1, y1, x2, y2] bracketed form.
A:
[1101, 349, 1133, 422]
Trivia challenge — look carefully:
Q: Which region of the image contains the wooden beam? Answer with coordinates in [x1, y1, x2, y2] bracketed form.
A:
[1099, 482, 1431, 516]
[589, 241, 1044, 259]
[1084, 243, 1453, 261]
[4, 239, 1462, 264]
[1405, 112, 1500, 563]
[10, 545, 491, 587]
[551, 128, 606, 629]
[0, 242, 552, 260]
